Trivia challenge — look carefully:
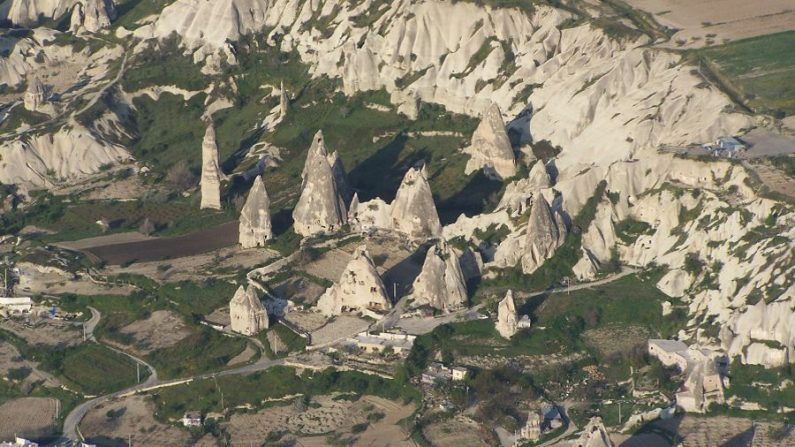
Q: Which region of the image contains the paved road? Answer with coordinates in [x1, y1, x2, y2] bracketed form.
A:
[517, 266, 639, 300]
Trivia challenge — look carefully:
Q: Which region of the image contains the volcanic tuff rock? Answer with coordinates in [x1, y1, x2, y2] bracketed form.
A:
[200, 125, 222, 210]
[721, 300, 795, 367]
[499, 161, 552, 214]
[279, 81, 289, 117]
[390, 166, 442, 240]
[293, 131, 348, 237]
[316, 245, 391, 317]
[239, 176, 273, 248]
[70, 0, 116, 34]
[23, 76, 48, 112]
[230, 285, 269, 336]
[464, 103, 516, 180]
[496, 290, 518, 339]
[137, 0, 753, 169]
[5, 0, 77, 27]
[573, 417, 614, 447]
[409, 242, 467, 312]
[522, 195, 566, 274]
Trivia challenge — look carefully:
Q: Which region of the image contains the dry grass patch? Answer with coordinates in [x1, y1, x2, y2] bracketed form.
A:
[0, 397, 58, 441]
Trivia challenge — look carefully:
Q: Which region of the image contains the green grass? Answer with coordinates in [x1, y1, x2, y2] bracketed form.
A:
[146, 328, 247, 379]
[726, 362, 795, 411]
[697, 31, 795, 117]
[114, 0, 177, 30]
[59, 344, 142, 395]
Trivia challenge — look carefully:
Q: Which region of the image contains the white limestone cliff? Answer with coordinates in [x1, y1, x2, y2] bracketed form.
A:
[200, 124, 222, 210]
[70, 0, 116, 34]
[230, 284, 269, 335]
[496, 290, 518, 339]
[5, 0, 77, 27]
[464, 103, 516, 180]
[573, 417, 614, 447]
[23, 76, 49, 113]
[239, 175, 273, 248]
[316, 245, 392, 317]
[409, 242, 467, 312]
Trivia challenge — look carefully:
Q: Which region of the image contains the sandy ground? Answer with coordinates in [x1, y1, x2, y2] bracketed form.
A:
[283, 310, 328, 333]
[227, 395, 414, 446]
[204, 307, 231, 327]
[56, 232, 156, 251]
[273, 277, 326, 306]
[742, 129, 795, 158]
[0, 397, 58, 441]
[0, 318, 84, 347]
[227, 343, 256, 366]
[16, 262, 135, 296]
[310, 315, 371, 347]
[118, 310, 192, 355]
[423, 415, 490, 447]
[617, 415, 795, 447]
[104, 245, 276, 283]
[623, 0, 795, 49]
[752, 162, 795, 200]
[81, 395, 191, 447]
[0, 341, 61, 388]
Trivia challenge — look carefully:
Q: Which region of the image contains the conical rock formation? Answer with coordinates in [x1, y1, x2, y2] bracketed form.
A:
[70, 0, 116, 33]
[293, 131, 347, 237]
[24, 76, 48, 113]
[464, 103, 516, 180]
[521, 195, 566, 274]
[316, 246, 391, 317]
[573, 417, 614, 447]
[239, 175, 273, 248]
[409, 242, 467, 312]
[230, 285, 269, 336]
[279, 81, 289, 117]
[200, 125, 222, 210]
[390, 167, 442, 240]
[496, 290, 518, 339]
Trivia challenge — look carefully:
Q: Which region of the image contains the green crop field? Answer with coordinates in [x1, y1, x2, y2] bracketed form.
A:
[697, 31, 795, 117]
[59, 344, 142, 395]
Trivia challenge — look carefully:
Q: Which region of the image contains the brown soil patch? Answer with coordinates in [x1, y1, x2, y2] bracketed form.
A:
[423, 415, 490, 447]
[583, 325, 650, 357]
[204, 307, 231, 328]
[283, 310, 327, 333]
[0, 318, 84, 348]
[0, 341, 61, 389]
[227, 343, 256, 366]
[0, 397, 58, 441]
[273, 277, 325, 306]
[81, 395, 190, 447]
[645, 415, 795, 447]
[118, 310, 192, 355]
[623, 0, 795, 49]
[750, 161, 795, 201]
[310, 316, 371, 346]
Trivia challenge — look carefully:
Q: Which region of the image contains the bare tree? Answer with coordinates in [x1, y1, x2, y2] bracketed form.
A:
[166, 160, 197, 191]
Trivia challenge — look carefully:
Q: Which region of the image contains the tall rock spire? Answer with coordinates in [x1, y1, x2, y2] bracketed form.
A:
[229, 285, 269, 335]
[521, 195, 566, 274]
[409, 242, 467, 312]
[390, 166, 442, 240]
[23, 76, 47, 112]
[464, 102, 516, 180]
[496, 290, 518, 338]
[279, 81, 289, 117]
[239, 175, 273, 248]
[316, 245, 392, 316]
[293, 131, 347, 237]
[70, 0, 116, 33]
[200, 124, 222, 210]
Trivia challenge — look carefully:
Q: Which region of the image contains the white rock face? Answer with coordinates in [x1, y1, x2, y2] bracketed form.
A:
[200, 125, 222, 210]
[70, 0, 116, 34]
[390, 166, 442, 240]
[464, 103, 516, 180]
[230, 284, 269, 336]
[521, 195, 566, 274]
[573, 417, 614, 447]
[279, 80, 289, 117]
[499, 161, 551, 214]
[0, 122, 130, 193]
[316, 245, 392, 317]
[139, 0, 753, 170]
[6, 0, 76, 27]
[721, 300, 795, 367]
[409, 242, 467, 312]
[496, 290, 518, 339]
[23, 76, 48, 112]
[293, 131, 348, 237]
[238, 175, 273, 248]
[656, 269, 693, 298]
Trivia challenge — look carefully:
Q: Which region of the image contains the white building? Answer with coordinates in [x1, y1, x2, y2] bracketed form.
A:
[0, 437, 38, 447]
[0, 297, 32, 314]
[349, 332, 416, 355]
[182, 412, 202, 427]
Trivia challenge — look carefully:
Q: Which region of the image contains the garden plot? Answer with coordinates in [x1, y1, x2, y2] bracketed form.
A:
[0, 397, 58, 441]
[0, 318, 84, 348]
[423, 415, 491, 447]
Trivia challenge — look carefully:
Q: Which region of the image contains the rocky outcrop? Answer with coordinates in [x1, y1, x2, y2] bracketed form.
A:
[498, 161, 551, 214]
[230, 285, 269, 336]
[721, 299, 795, 367]
[316, 245, 391, 317]
[409, 242, 467, 312]
[293, 131, 347, 237]
[496, 290, 518, 339]
[464, 103, 516, 180]
[279, 81, 289, 117]
[573, 417, 614, 447]
[23, 76, 48, 112]
[522, 195, 566, 274]
[6, 0, 77, 27]
[390, 167, 442, 240]
[238, 175, 272, 248]
[200, 124, 222, 210]
[70, 0, 116, 33]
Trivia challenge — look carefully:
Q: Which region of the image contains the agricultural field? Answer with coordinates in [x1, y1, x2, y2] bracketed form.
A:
[695, 31, 795, 117]
[81, 395, 192, 447]
[0, 397, 58, 441]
